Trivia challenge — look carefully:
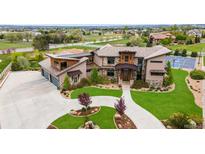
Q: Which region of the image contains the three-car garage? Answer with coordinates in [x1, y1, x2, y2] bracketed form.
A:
[41, 69, 59, 88]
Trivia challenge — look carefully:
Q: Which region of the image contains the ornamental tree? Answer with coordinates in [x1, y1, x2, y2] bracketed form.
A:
[114, 97, 126, 115]
[78, 93, 92, 110]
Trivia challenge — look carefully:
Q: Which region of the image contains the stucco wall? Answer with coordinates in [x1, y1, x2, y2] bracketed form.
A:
[145, 55, 166, 84]
[94, 53, 103, 66]
[58, 61, 87, 87]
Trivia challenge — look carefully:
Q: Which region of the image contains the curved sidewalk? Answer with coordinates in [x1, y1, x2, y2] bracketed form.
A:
[121, 87, 165, 129]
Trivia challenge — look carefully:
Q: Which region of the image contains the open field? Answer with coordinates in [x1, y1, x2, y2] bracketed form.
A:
[83, 34, 122, 42]
[94, 38, 129, 45]
[0, 41, 32, 50]
[168, 43, 205, 52]
[131, 69, 202, 120]
[71, 87, 122, 99]
[52, 106, 116, 129]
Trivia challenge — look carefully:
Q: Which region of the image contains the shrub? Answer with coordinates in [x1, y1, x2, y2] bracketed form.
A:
[35, 52, 44, 62]
[16, 56, 30, 70]
[131, 80, 149, 89]
[111, 78, 117, 83]
[63, 75, 71, 90]
[78, 93, 92, 110]
[163, 61, 173, 86]
[191, 52, 198, 57]
[181, 49, 187, 57]
[78, 78, 91, 87]
[114, 97, 126, 115]
[189, 115, 203, 125]
[98, 75, 110, 84]
[11, 61, 22, 71]
[160, 38, 171, 45]
[90, 68, 99, 84]
[167, 112, 190, 129]
[174, 49, 181, 56]
[190, 69, 205, 80]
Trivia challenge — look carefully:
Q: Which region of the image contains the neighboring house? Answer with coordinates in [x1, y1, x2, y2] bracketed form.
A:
[187, 29, 202, 37]
[149, 32, 175, 44]
[39, 44, 171, 88]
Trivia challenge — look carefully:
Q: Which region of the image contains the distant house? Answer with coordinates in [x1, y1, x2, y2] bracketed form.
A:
[187, 29, 202, 37]
[149, 32, 175, 44]
[39, 44, 171, 88]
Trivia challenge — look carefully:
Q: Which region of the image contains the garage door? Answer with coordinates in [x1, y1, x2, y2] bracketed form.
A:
[50, 75, 59, 88]
[44, 70, 49, 80]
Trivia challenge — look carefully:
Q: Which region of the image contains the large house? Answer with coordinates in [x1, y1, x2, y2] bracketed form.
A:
[39, 44, 171, 88]
[187, 29, 202, 37]
[149, 32, 176, 44]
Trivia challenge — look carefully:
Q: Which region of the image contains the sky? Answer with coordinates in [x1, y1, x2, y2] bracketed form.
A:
[0, 0, 205, 25]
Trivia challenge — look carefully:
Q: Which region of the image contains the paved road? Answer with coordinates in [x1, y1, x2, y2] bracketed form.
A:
[0, 71, 164, 129]
[0, 38, 122, 54]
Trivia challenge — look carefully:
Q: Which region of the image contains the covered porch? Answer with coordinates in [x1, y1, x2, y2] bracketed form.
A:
[115, 63, 138, 85]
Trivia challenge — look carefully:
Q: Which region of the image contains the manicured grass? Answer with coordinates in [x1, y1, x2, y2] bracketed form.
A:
[168, 43, 205, 52]
[49, 45, 96, 53]
[94, 39, 129, 45]
[84, 34, 122, 42]
[0, 41, 32, 50]
[131, 69, 202, 120]
[0, 54, 12, 73]
[71, 87, 122, 99]
[203, 56, 205, 66]
[52, 106, 116, 129]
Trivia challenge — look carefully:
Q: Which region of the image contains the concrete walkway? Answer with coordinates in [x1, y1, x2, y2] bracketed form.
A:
[0, 71, 165, 129]
[121, 84, 165, 129]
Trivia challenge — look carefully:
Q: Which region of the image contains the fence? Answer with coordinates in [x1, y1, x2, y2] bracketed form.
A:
[0, 63, 12, 86]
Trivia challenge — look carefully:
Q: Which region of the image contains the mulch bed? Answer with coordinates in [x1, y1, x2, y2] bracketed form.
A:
[70, 106, 100, 117]
[114, 113, 137, 129]
[47, 125, 57, 129]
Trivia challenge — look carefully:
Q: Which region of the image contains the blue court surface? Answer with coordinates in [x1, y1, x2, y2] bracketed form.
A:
[165, 56, 196, 69]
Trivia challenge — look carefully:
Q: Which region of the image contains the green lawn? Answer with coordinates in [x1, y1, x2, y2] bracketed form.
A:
[49, 45, 96, 54]
[168, 43, 205, 52]
[52, 106, 116, 129]
[0, 54, 12, 73]
[203, 56, 205, 66]
[71, 87, 122, 99]
[131, 69, 202, 120]
[0, 41, 32, 50]
[94, 39, 129, 45]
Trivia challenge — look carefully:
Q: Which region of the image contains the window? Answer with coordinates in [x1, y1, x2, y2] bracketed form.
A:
[151, 72, 164, 76]
[60, 62, 67, 70]
[54, 61, 59, 65]
[125, 56, 129, 62]
[72, 75, 80, 83]
[107, 69, 114, 76]
[150, 61, 163, 63]
[107, 57, 115, 64]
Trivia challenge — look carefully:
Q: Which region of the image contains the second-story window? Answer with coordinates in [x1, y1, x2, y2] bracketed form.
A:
[54, 61, 59, 65]
[60, 62, 67, 70]
[125, 56, 129, 63]
[107, 57, 115, 64]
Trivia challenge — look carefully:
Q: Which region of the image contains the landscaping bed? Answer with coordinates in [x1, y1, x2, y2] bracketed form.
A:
[114, 113, 137, 129]
[51, 106, 116, 129]
[70, 106, 100, 117]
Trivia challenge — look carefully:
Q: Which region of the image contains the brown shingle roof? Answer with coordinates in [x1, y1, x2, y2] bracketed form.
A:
[94, 44, 171, 59]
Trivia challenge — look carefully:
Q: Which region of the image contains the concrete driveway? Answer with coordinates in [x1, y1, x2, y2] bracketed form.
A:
[0, 71, 69, 129]
[0, 71, 165, 129]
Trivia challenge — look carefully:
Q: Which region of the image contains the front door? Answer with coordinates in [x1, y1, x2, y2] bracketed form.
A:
[122, 69, 130, 81]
